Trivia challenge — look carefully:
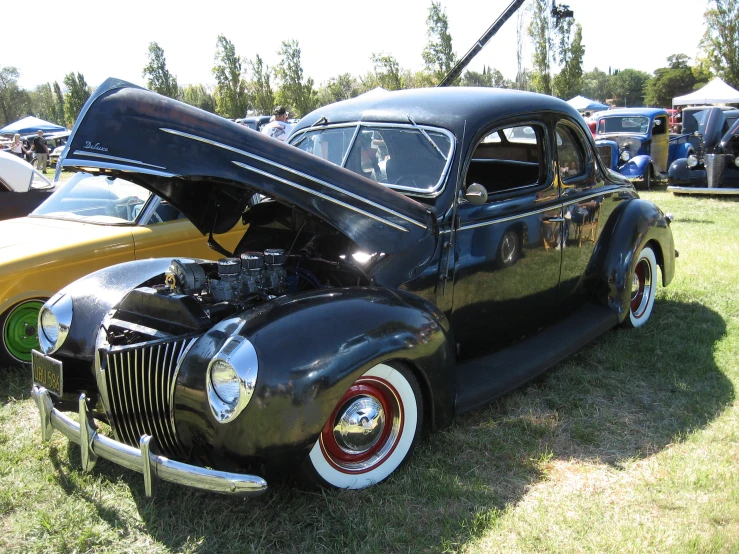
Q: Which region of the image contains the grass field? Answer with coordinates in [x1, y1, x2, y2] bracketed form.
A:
[1, 190, 737, 553]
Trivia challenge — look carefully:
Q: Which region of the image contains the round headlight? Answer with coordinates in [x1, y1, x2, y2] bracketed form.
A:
[40, 308, 59, 344]
[210, 360, 240, 404]
[687, 155, 698, 168]
[207, 336, 258, 423]
[38, 293, 73, 354]
[620, 150, 631, 162]
[733, 156, 739, 168]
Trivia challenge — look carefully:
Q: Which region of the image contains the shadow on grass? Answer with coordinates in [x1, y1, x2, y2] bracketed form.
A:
[10, 299, 732, 553]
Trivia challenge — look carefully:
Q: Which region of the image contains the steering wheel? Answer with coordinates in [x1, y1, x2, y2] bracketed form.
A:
[394, 174, 427, 187]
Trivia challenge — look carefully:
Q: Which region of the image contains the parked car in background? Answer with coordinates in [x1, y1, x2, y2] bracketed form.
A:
[0, 150, 56, 220]
[236, 116, 272, 132]
[593, 108, 694, 189]
[30, 78, 675, 498]
[0, 171, 247, 367]
[668, 114, 739, 194]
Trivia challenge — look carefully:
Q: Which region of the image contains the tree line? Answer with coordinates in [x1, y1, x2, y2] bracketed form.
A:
[1, 0, 737, 128]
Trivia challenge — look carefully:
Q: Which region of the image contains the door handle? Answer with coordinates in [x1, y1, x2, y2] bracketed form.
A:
[543, 217, 565, 223]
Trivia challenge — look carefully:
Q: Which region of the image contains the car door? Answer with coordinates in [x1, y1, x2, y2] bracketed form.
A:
[450, 119, 563, 359]
[555, 117, 624, 318]
[130, 197, 248, 260]
[650, 115, 669, 173]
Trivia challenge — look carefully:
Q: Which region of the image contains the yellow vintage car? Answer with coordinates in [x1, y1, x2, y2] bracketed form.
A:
[0, 172, 247, 366]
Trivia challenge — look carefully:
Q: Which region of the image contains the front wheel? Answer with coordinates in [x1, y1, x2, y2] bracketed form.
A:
[301, 362, 423, 489]
[1, 299, 46, 367]
[621, 246, 658, 328]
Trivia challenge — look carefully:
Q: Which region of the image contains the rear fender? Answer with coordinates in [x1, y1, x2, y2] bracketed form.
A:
[173, 287, 455, 476]
[588, 199, 675, 323]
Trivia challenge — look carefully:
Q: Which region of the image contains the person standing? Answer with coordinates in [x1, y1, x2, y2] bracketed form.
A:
[10, 134, 27, 159]
[30, 130, 51, 173]
[260, 106, 293, 142]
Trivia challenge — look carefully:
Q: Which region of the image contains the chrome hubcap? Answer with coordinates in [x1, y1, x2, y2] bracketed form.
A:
[630, 259, 652, 318]
[333, 396, 385, 454]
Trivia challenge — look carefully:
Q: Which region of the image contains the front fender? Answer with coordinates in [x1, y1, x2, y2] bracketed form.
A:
[670, 142, 693, 162]
[52, 258, 185, 360]
[668, 158, 707, 187]
[589, 199, 675, 323]
[618, 155, 652, 179]
[173, 287, 455, 477]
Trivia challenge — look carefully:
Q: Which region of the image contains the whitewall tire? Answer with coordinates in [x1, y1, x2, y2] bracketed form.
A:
[622, 245, 658, 328]
[303, 362, 423, 489]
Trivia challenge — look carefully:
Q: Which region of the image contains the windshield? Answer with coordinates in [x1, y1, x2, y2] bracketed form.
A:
[31, 172, 153, 224]
[597, 116, 651, 134]
[290, 124, 454, 195]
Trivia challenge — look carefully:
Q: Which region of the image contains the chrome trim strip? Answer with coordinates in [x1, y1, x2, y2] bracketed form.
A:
[457, 204, 562, 231]
[668, 185, 739, 195]
[72, 150, 167, 169]
[561, 190, 611, 207]
[233, 161, 409, 232]
[32, 386, 268, 497]
[341, 124, 361, 168]
[61, 158, 176, 178]
[160, 128, 427, 230]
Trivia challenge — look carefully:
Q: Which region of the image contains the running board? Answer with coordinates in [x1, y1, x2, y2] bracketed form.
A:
[454, 304, 618, 414]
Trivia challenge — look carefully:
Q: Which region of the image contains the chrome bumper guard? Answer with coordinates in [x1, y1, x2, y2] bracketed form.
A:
[31, 385, 268, 497]
[668, 185, 739, 195]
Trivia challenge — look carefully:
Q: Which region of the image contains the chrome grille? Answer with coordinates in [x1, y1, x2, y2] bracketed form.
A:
[597, 145, 613, 167]
[101, 336, 196, 458]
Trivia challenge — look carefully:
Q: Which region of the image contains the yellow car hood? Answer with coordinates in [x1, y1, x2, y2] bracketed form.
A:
[0, 216, 134, 275]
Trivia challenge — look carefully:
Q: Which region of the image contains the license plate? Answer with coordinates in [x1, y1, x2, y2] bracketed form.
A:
[32, 350, 63, 397]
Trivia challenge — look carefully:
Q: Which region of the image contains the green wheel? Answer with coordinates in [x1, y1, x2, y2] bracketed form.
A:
[1, 300, 45, 366]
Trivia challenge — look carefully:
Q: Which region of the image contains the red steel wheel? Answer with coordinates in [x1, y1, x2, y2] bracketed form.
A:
[622, 245, 658, 328]
[304, 362, 422, 489]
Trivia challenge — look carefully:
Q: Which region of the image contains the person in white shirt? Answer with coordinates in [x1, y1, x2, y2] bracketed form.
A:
[261, 106, 293, 141]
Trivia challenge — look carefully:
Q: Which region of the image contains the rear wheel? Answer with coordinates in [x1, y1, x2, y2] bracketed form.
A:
[1, 299, 46, 367]
[301, 362, 423, 489]
[621, 246, 657, 328]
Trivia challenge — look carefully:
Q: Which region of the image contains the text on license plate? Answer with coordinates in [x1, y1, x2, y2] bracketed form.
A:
[32, 350, 63, 397]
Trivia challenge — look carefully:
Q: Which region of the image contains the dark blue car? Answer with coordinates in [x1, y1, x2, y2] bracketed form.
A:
[594, 108, 694, 189]
[31, 79, 676, 497]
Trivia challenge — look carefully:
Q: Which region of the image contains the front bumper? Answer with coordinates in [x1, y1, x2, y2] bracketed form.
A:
[667, 185, 739, 195]
[31, 385, 268, 497]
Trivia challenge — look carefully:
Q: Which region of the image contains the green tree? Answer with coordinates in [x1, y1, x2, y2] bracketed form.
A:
[553, 23, 584, 99]
[212, 34, 249, 118]
[143, 41, 179, 99]
[182, 84, 216, 113]
[0, 67, 30, 127]
[247, 54, 274, 115]
[422, 1, 456, 82]
[581, 67, 612, 102]
[644, 55, 701, 107]
[63, 72, 91, 127]
[29, 84, 56, 122]
[52, 81, 65, 126]
[461, 66, 507, 87]
[610, 68, 651, 107]
[528, 0, 553, 95]
[316, 73, 360, 107]
[370, 52, 404, 91]
[701, 0, 739, 87]
[275, 40, 316, 117]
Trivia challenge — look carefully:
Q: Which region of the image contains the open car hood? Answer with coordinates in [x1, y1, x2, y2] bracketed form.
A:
[58, 78, 435, 255]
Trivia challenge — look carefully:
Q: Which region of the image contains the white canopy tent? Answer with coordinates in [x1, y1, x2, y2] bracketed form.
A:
[566, 95, 609, 113]
[672, 77, 739, 106]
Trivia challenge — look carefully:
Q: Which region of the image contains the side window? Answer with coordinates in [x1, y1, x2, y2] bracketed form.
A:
[555, 124, 586, 181]
[467, 124, 545, 196]
[652, 116, 667, 136]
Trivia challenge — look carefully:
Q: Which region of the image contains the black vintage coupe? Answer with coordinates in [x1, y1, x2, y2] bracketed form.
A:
[31, 78, 676, 496]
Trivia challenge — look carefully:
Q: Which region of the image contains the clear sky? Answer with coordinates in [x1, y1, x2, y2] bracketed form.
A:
[3, 0, 708, 92]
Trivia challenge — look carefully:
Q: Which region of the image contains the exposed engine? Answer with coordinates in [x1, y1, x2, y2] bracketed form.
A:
[104, 232, 377, 347]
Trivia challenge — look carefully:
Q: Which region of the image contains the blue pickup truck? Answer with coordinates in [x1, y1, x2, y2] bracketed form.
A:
[594, 108, 695, 189]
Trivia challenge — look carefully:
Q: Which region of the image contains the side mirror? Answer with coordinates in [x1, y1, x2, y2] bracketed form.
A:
[464, 183, 488, 205]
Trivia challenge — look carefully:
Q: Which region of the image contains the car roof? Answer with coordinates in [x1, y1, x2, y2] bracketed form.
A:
[596, 108, 667, 118]
[292, 87, 581, 141]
